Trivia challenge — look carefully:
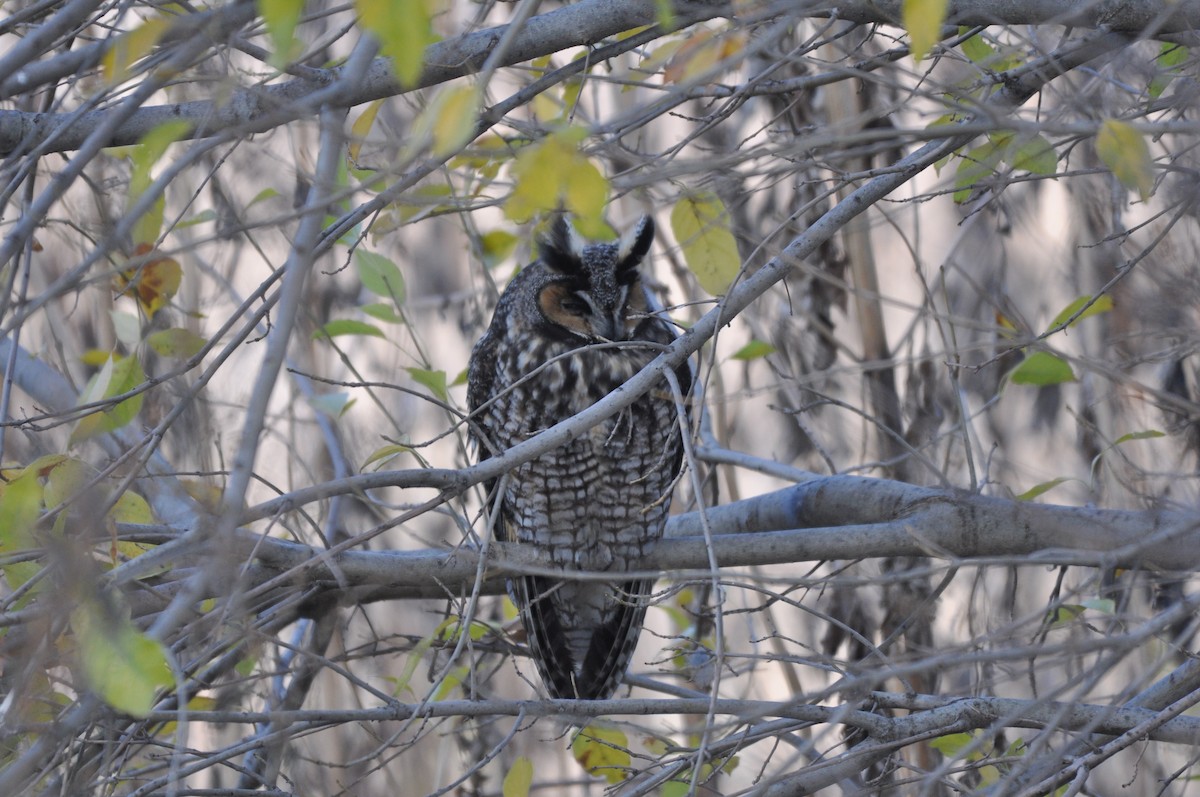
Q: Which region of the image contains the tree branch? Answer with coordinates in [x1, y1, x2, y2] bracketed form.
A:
[0, 0, 1192, 156]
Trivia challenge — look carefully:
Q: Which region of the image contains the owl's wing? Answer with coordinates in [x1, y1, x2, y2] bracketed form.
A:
[517, 573, 651, 699]
[466, 328, 502, 505]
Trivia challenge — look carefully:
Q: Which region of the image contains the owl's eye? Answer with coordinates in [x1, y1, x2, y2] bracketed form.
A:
[559, 294, 590, 316]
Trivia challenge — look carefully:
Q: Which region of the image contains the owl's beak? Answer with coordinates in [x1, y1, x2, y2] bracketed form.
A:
[594, 309, 623, 342]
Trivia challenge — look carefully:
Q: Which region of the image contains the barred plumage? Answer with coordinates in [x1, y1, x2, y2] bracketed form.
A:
[467, 215, 688, 699]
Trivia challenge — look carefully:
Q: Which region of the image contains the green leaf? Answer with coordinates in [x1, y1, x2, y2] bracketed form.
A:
[110, 310, 142, 350]
[362, 303, 405, 324]
[930, 731, 975, 756]
[953, 140, 1003, 203]
[313, 319, 386, 339]
[355, 250, 406, 302]
[1016, 477, 1069, 501]
[126, 120, 191, 244]
[959, 30, 995, 64]
[405, 367, 448, 401]
[480, 230, 519, 268]
[248, 187, 281, 207]
[1096, 119, 1154, 200]
[1082, 597, 1116, 614]
[259, 0, 305, 68]
[73, 599, 173, 717]
[176, 208, 217, 229]
[503, 757, 534, 797]
[1051, 604, 1085, 626]
[130, 121, 193, 199]
[355, 0, 437, 88]
[146, 328, 207, 359]
[653, 0, 676, 30]
[433, 617, 493, 642]
[433, 665, 468, 700]
[1150, 43, 1188, 99]
[1010, 133, 1058, 175]
[903, 0, 949, 62]
[1047, 294, 1113, 330]
[307, 392, 354, 418]
[670, 192, 740, 295]
[72, 356, 147, 443]
[731, 340, 776, 360]
[1009, 351, 1075, 386]
[1114, 429, 1165, 444]
[571, 725, 631, 784]
[389, 627, 436, 697]
[102, 16, 171, 85]
[362, 443, 411, 470]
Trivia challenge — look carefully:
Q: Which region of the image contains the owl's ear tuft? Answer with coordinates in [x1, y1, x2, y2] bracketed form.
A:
[539, 215, 587, 275]
[617, 215, 655, 268]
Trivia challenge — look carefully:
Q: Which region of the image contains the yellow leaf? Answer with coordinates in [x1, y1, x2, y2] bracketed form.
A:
[0, 468, 41, 553]
[146, 327, 207, 359]
[259, 0, 305, 68]
[1096, 119, 1154, 200]
[503, 757, 533, 797]
[504, 127, 610, 236]
[670, 192, 740, 295]
[73, 598, 173, 717]
[181, 479, 222, 511]
[356, 0, 438, 88]
[114, 247, 183, 316]
[431, 84, 481, 157]
[433, 665, 468, 700]
[480, 229, 518, 268]
[349, 99, 385, 164]
[109, 491, 154, 524]
[131, 195, 165, 248]
[639, 38, 685, 77]
[563, 160, 609, 236]
[663, 29, 719, 84]
[102, 17, 171, 85]
[43, 457, 94, 511]
[571, 725, 631, 785]
[903, 0, 949, 62]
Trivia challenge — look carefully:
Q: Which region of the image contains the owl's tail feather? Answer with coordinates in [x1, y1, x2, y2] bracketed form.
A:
[518, 575, 652, 700]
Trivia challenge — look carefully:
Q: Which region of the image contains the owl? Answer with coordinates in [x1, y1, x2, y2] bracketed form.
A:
[467, 215, 689, 699]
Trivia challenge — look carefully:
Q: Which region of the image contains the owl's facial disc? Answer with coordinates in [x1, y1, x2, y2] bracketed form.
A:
[538, 282, 630, 341]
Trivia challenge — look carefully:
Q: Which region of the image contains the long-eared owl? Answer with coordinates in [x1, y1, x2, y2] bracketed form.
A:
[467, 215, 689, 699]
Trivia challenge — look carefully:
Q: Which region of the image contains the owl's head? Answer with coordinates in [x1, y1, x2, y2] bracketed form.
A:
[533, 215, 655, 343]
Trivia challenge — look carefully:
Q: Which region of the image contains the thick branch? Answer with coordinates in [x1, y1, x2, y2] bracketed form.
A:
[0, 0, 1192, 155]
[0, 0, 728, 155]
[126, 692, 1200, 746]
[111, 473, 1199, 610]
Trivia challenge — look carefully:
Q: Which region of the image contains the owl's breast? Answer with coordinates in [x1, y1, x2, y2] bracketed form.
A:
[487, 341, 680, 572]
